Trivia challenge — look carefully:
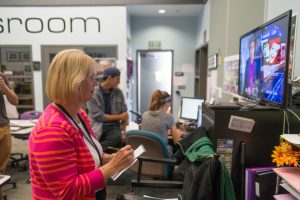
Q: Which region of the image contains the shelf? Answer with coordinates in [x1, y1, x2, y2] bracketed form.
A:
[274, 167, 300, 199]
[280, 181, 300, 199]
[6, 75, 32, 79]
[16, 105, 34, 109]
[1, 47, 34, 113]
[18, 94, 33, 100]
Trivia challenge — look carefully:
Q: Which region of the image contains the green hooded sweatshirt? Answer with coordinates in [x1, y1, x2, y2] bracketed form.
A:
[185, 136, 236, 200]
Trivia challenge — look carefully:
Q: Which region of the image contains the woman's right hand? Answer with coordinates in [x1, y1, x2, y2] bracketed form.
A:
[109, 145, 134, 171]
[99, 145, 134, 179]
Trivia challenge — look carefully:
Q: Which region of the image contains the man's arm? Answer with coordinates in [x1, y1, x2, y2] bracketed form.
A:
[87, 94, 106, 122]
[103, 89, 128, 122]
[104, 112, 128, 122]
[0, 75, 18, 105]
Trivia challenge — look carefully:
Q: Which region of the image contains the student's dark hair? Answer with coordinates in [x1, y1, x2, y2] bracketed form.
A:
[149, 90, 171, 111]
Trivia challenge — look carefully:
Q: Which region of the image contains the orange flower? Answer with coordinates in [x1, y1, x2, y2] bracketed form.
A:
[271, 141, 300, 167]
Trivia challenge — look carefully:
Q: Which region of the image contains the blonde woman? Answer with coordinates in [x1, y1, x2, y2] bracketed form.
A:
[29, 49, 134, 200]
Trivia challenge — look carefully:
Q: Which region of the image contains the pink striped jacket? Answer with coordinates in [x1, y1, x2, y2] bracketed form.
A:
[29, 104, 105, 200]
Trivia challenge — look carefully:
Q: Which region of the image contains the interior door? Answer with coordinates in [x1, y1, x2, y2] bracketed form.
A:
[41, 45, 82, 107]
[195, 44, 208, 100]
[137, 50, 173, 114]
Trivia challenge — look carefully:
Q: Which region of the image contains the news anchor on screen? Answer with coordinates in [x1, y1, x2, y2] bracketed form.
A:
[243, 35, 263, 98]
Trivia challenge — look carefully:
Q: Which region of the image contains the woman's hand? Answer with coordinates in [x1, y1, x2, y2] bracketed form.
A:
[99, 145, 134, 179]
[102, 153, 115, 164]
[110, 145, 134, 170]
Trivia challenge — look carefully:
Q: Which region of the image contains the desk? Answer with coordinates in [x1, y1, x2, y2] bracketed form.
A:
[9, 120, 36, 170]
[0, 175, 10, 187]
[10, 119, 36, 139]
[202, 105, 300, 200]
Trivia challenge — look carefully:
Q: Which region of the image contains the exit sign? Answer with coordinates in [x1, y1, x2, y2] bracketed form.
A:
[148, 41, 161, 49]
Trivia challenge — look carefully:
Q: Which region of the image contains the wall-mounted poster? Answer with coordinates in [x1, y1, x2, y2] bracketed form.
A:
[223, 54, 239, 95]
[7, 52, 19, 62]
[21, 52, 30, 62]
[208, 54, 218, 70]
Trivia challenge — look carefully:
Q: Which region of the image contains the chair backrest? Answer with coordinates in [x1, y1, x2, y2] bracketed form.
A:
[126, 130, 171, 178]
[20, 110, 42, 120]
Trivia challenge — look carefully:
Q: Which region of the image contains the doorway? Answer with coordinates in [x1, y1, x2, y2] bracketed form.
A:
[137, 50, 173, 114]
[194, 44, 208, 100]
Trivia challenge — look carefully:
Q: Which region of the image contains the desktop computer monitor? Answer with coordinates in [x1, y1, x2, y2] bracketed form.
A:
[180, 97, 204, 126]
[197, 105, 202, 128]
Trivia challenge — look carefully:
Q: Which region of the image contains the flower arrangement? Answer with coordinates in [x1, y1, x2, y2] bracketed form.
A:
[271, 141, 300, 167]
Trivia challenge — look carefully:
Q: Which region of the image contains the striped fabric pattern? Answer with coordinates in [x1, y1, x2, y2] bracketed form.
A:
[29, 104, 105, 200]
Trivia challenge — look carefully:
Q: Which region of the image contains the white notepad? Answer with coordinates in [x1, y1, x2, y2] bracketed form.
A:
[111, 145, 146, 181]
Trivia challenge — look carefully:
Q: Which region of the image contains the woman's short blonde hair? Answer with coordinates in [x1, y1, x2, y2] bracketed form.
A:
[45, 49, 96, 104]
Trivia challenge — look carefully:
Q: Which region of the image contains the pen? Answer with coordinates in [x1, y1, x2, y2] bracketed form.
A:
[107, 146, 120, 151]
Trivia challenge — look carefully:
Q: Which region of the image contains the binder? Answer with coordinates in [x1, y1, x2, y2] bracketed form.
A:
[245, 167, 275, 200]
[255, 170, 277, 199]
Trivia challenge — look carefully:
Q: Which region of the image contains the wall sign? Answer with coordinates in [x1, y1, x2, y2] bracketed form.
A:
[148, 41, 161, 49]
[228, 115, 255, 133]
[33, 61, 41, 71]
[175, 71, 184, 76]
[208, 54, 218, 70]
[0, 17, 101, 34]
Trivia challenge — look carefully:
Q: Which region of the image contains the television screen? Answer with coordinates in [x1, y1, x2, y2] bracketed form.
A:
[180, 97, 204, 121]
[238, 10, 292, 108]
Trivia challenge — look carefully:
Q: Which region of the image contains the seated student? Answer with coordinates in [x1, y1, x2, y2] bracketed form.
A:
[141, 90, 182, 157]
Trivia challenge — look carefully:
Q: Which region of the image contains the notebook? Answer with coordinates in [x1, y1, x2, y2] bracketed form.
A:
[111, 145, 146, 181]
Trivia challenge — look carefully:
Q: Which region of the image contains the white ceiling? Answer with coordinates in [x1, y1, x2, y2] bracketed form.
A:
[127, 4, 204, 17]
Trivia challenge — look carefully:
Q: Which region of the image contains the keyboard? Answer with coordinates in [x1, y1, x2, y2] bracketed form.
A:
[208, 103, 240, 110]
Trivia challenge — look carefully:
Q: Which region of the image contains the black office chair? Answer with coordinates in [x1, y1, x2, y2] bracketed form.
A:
[129, 110, 142, 125]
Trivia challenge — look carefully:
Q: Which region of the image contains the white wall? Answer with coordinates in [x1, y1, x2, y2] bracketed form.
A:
[196, 0, 210, 48]
[266, 0, 300, 80]
[0, 6, 127, 111]
[131, 16, 198, 119]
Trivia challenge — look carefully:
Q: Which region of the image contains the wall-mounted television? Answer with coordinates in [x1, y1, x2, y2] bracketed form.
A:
[238, 10, 292, 108]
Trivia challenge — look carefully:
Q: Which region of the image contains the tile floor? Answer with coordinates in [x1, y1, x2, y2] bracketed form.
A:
[3, 137, 134, 200]
[3, 137, 181, 200]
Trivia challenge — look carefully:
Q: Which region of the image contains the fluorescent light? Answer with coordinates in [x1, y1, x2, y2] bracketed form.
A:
[158, 9, 166, 14]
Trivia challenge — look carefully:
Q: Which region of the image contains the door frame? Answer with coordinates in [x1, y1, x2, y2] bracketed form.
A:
[136, 49, 174, 114]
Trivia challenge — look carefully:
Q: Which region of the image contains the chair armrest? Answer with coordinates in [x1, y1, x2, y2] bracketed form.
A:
[132, 179, 183, 189]
[138, 156, 179, 165]
[136, 156, 180, 182]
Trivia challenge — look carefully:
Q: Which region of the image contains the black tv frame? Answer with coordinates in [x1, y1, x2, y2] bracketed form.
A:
[238, 10, 292, 109]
